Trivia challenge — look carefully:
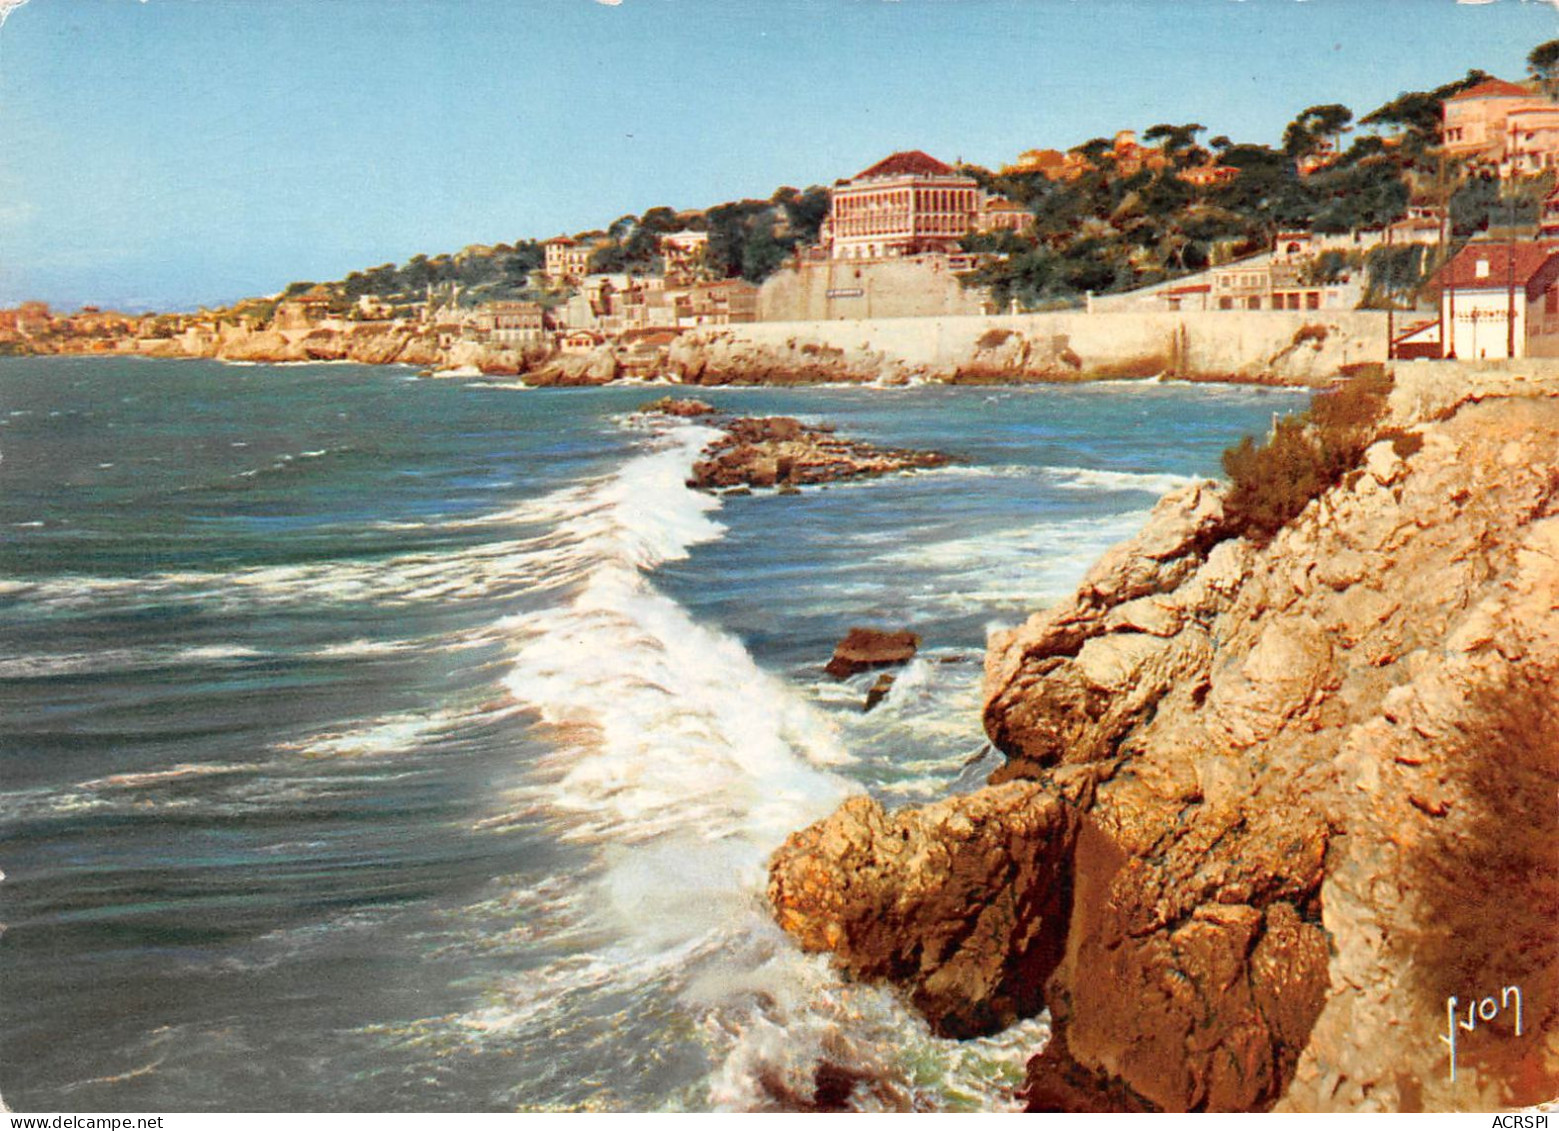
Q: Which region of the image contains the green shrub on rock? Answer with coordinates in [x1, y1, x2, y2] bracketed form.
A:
[1221, 368, 1394, 543]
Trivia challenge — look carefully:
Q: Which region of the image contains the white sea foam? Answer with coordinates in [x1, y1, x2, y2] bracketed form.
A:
[0, 638, 445, 680]
[310, 638, 415, 660]
[464, 380, 535, 391]
[76, 762, 264, 792]
[873, 509, 1153, 615]
[914, 462, 1039, 481]
[177, 644, 265, 662]
[0, 760, 271, 824]
[471, 417, 1047, 1111]
[260, 360, 364, 368]
[276, 703, 514, 759]
[0, 644, 265, 679]
[0, 511, 609, 614]
[1042, 464, 1205, 495]
[498, 423, 855, 850]
[695, 918, 1042, 1112]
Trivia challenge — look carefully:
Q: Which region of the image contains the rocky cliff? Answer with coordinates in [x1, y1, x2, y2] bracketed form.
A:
[768, 364, 1559, 1112]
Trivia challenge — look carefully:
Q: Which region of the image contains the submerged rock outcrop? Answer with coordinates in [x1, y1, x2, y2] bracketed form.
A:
[768, 365, 1559, 1112]
[686, 415, 950, 490]
[824, 628, 920, 679]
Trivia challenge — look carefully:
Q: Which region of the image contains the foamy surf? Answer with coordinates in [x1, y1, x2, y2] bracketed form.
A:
[1042, 465, 1205, 495]
[1, 368, 1295, 1112]
[481, 415, 1043, 1109]
[497, 419, 857, 847]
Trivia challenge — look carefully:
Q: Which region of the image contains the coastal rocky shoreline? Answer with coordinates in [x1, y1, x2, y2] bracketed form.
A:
[766, 363, 1559, 1112]
[16, 309, 1386, 389]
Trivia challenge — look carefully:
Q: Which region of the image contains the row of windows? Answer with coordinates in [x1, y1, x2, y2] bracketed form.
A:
[836, 217, 915, 237]
[837, 214, 977, 232]
[836, 244, 899, 259]
[834, 189, 978, 215]
[1206, 292, 1322, 311]
[913, 216, 973, 235]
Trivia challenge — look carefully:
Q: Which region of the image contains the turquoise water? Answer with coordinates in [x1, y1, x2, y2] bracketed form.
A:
[0, 357, 1302, 1111]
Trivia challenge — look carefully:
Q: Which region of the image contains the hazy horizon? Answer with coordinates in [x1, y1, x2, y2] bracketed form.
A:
[2, 0, 1557, 312]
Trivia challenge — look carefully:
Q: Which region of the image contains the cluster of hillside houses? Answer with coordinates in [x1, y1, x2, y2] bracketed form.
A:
[13, 74, 1559, 362]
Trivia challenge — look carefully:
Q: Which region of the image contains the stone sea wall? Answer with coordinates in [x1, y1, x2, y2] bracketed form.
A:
[31, 308, 1389, 388]
[670, 309, 1389, 387]
[768, 361, 1559, 1112]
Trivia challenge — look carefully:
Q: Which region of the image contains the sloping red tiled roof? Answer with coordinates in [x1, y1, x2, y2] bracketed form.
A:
[1447, 78, 1535, 102]
[1433, 242, 1559, 292]
[852, 150, 956, 180]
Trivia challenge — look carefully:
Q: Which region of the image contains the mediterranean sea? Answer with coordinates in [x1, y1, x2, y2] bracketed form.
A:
[0, 356, 1302, 1112]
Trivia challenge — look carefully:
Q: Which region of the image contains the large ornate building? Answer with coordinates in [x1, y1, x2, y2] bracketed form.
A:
[822, 151, 987, 260]
[821, 150, 1031, 260]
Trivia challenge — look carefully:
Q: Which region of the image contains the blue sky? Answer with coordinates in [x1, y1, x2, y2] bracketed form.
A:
[1, 0, 1556, 311]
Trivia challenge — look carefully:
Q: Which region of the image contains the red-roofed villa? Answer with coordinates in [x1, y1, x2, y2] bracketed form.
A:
[1441, 77, 1552, 163]
[1432, 241, 1559, 360]
[824, 150, 983, 260]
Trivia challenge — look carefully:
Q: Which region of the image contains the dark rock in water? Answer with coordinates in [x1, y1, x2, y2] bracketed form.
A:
[863, 673, 896, 712]
[754, 1058, 911, 1113]
[689, 413, 949, 491]
[825, 628, 919, 679]
[727, 415, 804, 443]
[640, 396, 716, 418]
[722, 486, 752, 497]
[746, 459, 779, 488]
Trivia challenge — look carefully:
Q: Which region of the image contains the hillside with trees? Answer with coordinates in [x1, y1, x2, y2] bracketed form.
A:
[961, 63, 1558, 311]
[268, 42, 1559, 320]
[276, 185, 831, 319]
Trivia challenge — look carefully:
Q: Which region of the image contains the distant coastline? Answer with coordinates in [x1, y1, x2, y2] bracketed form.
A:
[2, 307, 1392, 390]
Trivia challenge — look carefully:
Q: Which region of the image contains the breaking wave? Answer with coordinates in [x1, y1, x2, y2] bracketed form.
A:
[1042, 465, 1205, 495]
